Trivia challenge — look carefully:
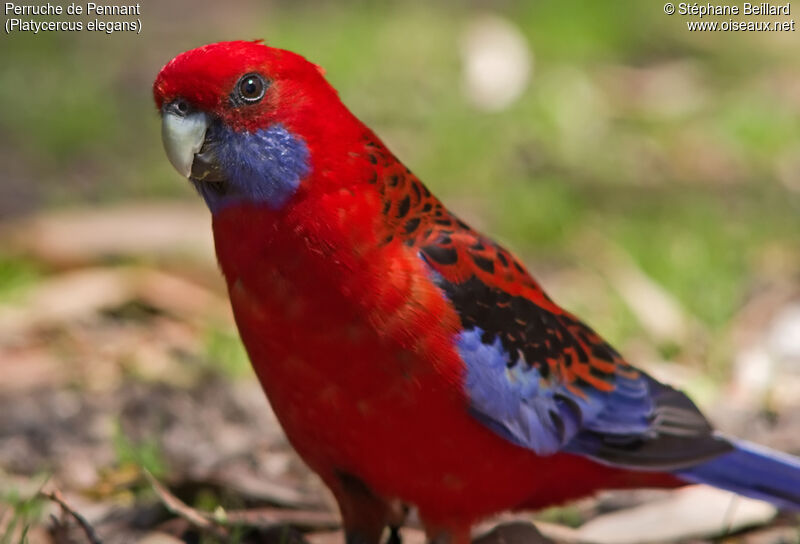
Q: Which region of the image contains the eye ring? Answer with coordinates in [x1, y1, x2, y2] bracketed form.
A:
[236, 73, 267, 104]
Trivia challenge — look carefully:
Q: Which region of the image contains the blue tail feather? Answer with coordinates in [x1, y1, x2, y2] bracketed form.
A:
[676, 438, 800, 511]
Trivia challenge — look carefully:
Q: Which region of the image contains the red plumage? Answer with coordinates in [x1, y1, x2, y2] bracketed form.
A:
[154, 41, 800, 543]
[209, 169, 680, 541]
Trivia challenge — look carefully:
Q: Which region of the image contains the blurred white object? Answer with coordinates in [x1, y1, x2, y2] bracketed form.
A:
[733, 299, 800, 406]
[768, 303, 800, 366]
[574, 485, 776, 544]
[460, 14, 532, 111]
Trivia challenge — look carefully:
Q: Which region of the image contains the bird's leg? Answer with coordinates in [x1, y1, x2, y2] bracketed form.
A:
[385, 500, 409, 544]
[331, 471, 402, 544]
[386, 525, 402, 544]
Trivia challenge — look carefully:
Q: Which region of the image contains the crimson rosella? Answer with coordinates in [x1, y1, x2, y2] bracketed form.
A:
[154, 41, 800, 543]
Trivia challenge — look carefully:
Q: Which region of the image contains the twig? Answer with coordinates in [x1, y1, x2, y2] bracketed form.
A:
[225, 507, 339, 531]
[206, 469, 323, 509]
[145, 470, 341, 536]
[143, 470, 230, 540]
[40, 489, 102, 544]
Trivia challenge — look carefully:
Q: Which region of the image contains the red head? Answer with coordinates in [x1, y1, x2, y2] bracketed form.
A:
[154, 40, 341, 133]
[154, 41, 367, 212]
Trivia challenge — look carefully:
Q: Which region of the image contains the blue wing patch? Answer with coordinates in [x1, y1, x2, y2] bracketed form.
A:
[458, 327, 653, 456]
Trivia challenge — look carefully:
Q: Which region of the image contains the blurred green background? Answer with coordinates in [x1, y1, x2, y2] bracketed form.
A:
[1, 0, 799, 372]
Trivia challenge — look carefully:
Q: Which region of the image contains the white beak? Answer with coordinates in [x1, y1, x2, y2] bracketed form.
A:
[161, 110, 209, 178]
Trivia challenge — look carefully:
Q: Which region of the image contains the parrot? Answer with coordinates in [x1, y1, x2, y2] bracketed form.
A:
[154, 40, 800, 544]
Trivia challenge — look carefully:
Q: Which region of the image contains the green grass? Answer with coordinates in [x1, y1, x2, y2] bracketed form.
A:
[0, 256, 42, 303]
[204, 327, 253, 380]
[0, 485, 48, 544]
[606, 186, 798, 328]
[535, 504, 584, 528]
[111, 420, 168, 480]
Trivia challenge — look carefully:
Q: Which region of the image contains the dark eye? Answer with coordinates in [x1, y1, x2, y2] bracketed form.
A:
[236, 73, 267, 104]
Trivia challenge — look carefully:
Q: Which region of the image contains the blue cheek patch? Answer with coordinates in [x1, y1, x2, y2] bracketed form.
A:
[194, 123, 310, 213]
